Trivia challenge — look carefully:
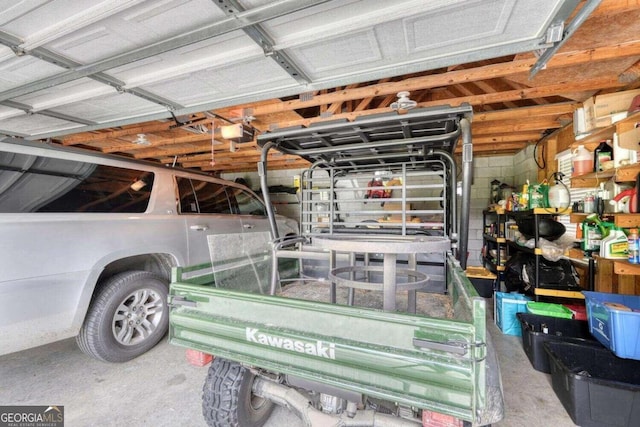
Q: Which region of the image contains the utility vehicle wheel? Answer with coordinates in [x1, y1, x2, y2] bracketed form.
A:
[202, 358, 274, 427]
[76, 271, 168, 363]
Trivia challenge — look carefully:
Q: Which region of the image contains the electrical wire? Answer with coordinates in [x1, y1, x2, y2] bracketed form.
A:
[534, 137, 546, 170]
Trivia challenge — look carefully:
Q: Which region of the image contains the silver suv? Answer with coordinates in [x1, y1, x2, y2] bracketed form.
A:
[0, 139, 297, 362]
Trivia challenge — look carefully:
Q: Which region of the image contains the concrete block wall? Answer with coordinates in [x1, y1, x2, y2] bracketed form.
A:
[467, 155, 515, 267]
[223, 145, 538, 268]
[512, 145, 539, 186]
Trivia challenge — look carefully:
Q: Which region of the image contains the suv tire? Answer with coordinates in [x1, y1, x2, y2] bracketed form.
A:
[76, 271, 168, 363]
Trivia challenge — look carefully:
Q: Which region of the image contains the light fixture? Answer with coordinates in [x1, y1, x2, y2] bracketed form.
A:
[221, 124, 243, 139]
[133, 134, 150, 146]
[390, 91, 417, 111]
[220, 123, 255, 142]
[130, 179, 147, 191]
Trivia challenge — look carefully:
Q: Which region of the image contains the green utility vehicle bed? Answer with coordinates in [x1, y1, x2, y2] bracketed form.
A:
[169, 254, 502, 426]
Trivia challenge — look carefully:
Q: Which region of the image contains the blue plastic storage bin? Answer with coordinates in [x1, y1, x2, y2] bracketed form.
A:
[495, 292, 531, 336]
[583, 291, 640, 360]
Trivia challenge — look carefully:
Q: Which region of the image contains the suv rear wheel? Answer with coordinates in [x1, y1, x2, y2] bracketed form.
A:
[76, 271, 169, 362]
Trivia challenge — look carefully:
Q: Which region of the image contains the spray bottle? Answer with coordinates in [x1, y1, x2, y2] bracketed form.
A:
[547, 172, 570, 209]
[582, 213, 614, 253]
[600, 226, 628, 259]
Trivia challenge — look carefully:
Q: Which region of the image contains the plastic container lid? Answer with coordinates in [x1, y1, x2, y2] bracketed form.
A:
[526, 301, 574, 319]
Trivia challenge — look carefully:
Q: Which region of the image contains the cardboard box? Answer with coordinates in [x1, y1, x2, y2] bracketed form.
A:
[573, 107, 587, 136]
[584, 89, 640, 130]
[618, 126, 640, 151]
[383, 202, 411, 221]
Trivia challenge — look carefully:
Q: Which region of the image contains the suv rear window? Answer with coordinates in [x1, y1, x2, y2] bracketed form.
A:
[227, 187, 267, 216]
[176, 177, 232, 214]
[0, 152, 154, 213]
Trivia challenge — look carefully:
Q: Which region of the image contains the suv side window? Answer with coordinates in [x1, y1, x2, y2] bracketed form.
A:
[176, 176, 231, 214]
[0, 152, 153, 213]
[227, 186, 267, 216]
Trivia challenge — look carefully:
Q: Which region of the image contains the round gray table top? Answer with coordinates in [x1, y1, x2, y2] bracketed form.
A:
[313, 234, 451, 254]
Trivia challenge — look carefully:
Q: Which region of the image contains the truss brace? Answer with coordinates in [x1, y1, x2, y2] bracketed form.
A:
[530, 0, 602, 78]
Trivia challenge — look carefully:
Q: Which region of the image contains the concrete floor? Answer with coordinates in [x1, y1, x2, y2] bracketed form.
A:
[0, 305, 578, 427]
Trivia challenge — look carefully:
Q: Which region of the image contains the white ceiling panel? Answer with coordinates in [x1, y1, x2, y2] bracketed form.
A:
[284, 0, 568, 81]
[256, 0, 465, 48]
[111, 31, 263, 89]
[1, 1, 148, 50]
[18, 0, 221, 63]
[0, 0, 589, 139]
[141, 56, 298, 108]
[0, 56, 66, 92]
[48, 92, 166, 123]
[0, 105, 24, 120]
[13, 78, 116, 112]
[0, 113, 83, 136]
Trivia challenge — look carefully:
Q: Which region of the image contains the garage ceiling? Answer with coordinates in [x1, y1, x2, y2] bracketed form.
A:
[1, 0, 639, 173]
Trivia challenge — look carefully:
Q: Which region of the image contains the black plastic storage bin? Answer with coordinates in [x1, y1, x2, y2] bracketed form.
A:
[516, 312, 601, 373]
[465, 267, 495, 298]
[544, 341, 640, 427]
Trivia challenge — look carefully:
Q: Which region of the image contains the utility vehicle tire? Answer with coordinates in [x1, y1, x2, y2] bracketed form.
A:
[76, 271, 169, 363]
[202, 358, 274, 427]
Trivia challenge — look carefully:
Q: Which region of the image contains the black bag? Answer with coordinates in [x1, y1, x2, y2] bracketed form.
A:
[505, 251, 579, 295]
[504, 251, 532, 294]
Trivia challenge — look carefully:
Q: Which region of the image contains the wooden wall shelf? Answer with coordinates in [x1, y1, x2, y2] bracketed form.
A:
[571, 163, 640, 188]
[569, 212, 640, 228]
[614, 260, 640, 276]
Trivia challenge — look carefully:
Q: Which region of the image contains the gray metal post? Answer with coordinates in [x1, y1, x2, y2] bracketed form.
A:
[459, 117, 473, 269]
[259, 141, 280, 240]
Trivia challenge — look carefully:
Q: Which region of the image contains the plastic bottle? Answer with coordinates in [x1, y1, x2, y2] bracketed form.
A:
[583, 192, 595, 213]
[521, 181, 529, 210]
[598, 230, 615, 258]
[572, 145, 594, 175]
[629, 228, 639, 264]
[547, 173, 570, 208]
[594, 140, 613, 172]
[600, 226, 628, 259]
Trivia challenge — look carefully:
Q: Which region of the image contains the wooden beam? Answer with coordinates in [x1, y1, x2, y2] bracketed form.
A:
[182, 153, 301, 169]
[419, 77, 625, 109]
[269, 77, 611, 130]
[461, 142, 529, 153]
[201, 158, 310, 172]
[591, 0, 640, 15]
[472, 133, 541, 144]
[246, 41, 640, 117]
[101, 133, 213, 153]
[472, 117, 562, 134]
[473, 102, 576, 122]
[57, 115, 209, 145]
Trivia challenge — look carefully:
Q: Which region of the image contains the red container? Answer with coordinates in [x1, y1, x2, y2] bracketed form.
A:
[563, 303, 587, 321]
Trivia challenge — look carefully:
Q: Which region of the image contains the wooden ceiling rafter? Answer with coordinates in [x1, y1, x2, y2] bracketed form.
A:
[47, 2, 640, 173]
[235, 41, 640, 118]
